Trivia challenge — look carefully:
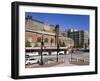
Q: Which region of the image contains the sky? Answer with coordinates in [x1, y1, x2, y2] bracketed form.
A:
[25, 12, 89, 32]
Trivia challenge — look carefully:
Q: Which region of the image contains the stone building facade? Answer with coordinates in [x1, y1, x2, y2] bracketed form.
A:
[25, 16, 74, 48]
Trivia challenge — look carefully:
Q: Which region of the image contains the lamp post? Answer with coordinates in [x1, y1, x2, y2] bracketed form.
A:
[40, 34, 44, 65]
[55, 25, 59, 62]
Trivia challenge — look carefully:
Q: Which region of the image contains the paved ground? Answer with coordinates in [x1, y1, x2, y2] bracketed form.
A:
[25, 62, 64, 68]
[25, 51, 89, 68]
[55, 51, 89, 67]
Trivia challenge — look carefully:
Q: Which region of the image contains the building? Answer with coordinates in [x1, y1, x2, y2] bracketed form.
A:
[62, 29, 89, 48]
[25, 16, 74, 48]
[25, 15, 55, 32]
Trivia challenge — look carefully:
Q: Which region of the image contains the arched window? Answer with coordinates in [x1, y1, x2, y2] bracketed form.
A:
[37, 37, 41, 42]
[50, 38, 54, 46]
[51, 38, 54, 43]
[25, 40, 31, 47]
[44, 38, 48, 42]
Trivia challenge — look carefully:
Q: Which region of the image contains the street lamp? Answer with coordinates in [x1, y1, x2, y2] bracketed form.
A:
[55, 25, 59, 62]
[40, 34, 44, 65]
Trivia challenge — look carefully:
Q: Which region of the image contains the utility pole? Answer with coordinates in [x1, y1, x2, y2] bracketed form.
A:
[55, 25, 59, 62]
[40, 34, 44, 65]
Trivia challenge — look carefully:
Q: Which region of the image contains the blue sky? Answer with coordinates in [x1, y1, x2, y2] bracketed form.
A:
[25, 12, 89, 32]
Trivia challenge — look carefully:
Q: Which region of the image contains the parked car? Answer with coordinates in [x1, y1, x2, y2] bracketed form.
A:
[51, 51, 57, 55]
[51, 51, 64, 55]
[26, 52, 33, 57]
[32, 52, 39, 56]
[42, 52, 49, 55]
[58, 51, 64, 55]
[25, 55, 30, 58]
[25, 55, 30, 60]
[25, 58, 40, 65]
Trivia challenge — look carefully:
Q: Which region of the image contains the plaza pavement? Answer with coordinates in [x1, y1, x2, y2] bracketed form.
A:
[25, 51, 89, 68]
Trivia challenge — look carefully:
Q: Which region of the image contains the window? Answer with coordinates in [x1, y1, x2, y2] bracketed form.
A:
[37, 37, 41, 42]
[44, 38, 48, 42]
[51, 38, 54, 43]
[25, 40, 31, 47]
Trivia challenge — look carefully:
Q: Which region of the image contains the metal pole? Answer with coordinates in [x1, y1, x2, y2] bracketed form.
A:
[40, 34, 44, 65]
[71, 50, 72, 62]
[55, 25, 59, 62]
[71, 48, 73, 62]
